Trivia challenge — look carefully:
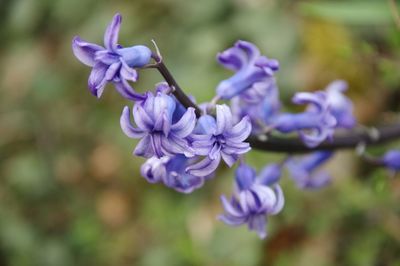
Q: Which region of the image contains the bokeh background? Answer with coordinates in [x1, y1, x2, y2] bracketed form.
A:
[1, 0, 400, 265]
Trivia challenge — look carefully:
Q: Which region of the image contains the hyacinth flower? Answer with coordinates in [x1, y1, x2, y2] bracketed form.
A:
[325, 80, 356, 129]
[231, 80, 281, 132]
[377, 150, 400, 172]
[141, 155, 209, 193]
[272, 91, 337, 148]
[72, 13, 152, 100]
[186, 105, 252, 177]
[120, 90, 196, 158]
[216, 40, 279, 99]
[286, 151, 333, 189]
[238, 76, 279, 104]
[219, 163, 284, 238]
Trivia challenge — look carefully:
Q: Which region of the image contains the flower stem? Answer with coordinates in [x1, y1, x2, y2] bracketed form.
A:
[155, 61, 400, 153]
[249, 125, 400, 153]
[156, 61, 203, 117]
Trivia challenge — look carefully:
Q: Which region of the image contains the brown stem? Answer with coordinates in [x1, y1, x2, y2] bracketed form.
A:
[155, 58, 400, 153]
[156, 61, 203, 117]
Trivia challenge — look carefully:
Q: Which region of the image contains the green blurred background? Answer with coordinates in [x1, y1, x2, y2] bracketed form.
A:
[1, 0, 400, 265]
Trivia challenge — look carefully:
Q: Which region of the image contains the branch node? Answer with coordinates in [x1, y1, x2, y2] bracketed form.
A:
[367, 127, 380, 141]
[355, 142, 366, 156]
[257, 134, 268, 142]
[151, 39, 163, 63]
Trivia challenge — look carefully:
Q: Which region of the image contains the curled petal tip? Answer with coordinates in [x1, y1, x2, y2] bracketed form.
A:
[72, 36, 103, 67]
[104, 13, 122, 51]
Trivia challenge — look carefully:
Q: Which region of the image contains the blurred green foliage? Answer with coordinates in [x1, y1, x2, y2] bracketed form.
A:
[1, 0, 400, 265]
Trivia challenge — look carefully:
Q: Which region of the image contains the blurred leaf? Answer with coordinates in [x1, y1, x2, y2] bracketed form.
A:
[299, 2, 396, 25]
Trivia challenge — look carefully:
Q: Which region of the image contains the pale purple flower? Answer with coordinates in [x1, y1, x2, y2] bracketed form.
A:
[325, 80, 356, 128]
[186, 105, 252, 177]
[120, 91, 196, 158]
[286, 151, 333, 189]
[216, 40, 279, 99]
[219, 163, 284, 238]
[379, 150, 400, 171]
[273, 91, 337, 147]
[72, 13, 152, 100]
[231, 80, 280, 132]
[141, 155, 208, 193]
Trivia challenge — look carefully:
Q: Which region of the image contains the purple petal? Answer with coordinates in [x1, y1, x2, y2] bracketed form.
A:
[95, 50, 119, 65]
[171, 108, 196, 138]
[190, 134, 213, 142]
[150, 134, 164, 158]
[153, 111, 167, 133]
[292, 91, 326, 112]
[299, 128, 329, 148]
[257, 164, 281, 186]
[248, 215, 267, 239]
[223, 141, 251, 155]
[186, 155, 221, 177]
[104, 62, 121, 81]
[114, 79, 146, 101]
[162, 135, 194, 158]
[166, 171, 205, 194]
[120, 106, 145, 138]
[118, 45, 152, 68]
[209, 144, 221, 160]
[191, 142, 213, 156]
[134, 135, 153, 157]
[72, 36, 104, 67]
[235, 163, 256, 190]
[225, 116, 251, 142]
[221, 152, 238, 167]
[133, 105, 154, 131]
[140, 156, 168, 183]
[120, 59, 138, 82]
[104, 13, 122, 51]
[220, 196, 244, 217]
[194, 115, 217, 135]
[170, 135, 195, 157]
[88, 63, 108, 97]
[382, 150, 400, 171]
[216, 104, 233, 135]
[326, 80, 348, 92]
[304, 172, 331, 189]
[219, 214, 247, 226]
[270, 185, 284, 215]
[217, 47, 247, 71]
[235, 40, 260, 63]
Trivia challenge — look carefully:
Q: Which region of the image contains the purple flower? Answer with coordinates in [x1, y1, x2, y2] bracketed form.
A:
[186, 105, 252, 176]
[379, 150, 400, 171]
[72, 13, 152, 100]
[231, 80, 280, 132]
[325, 80, 356, 129]
[141, 155, 208, 193]
[216, 40, 279, 99]
[273, 91, 337, 147]
[120, 90, 196, 158]
[286, 151, 333, 189]
[219, 163, 284, 238]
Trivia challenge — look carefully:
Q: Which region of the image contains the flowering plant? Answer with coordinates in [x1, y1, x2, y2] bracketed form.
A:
[72, 13, 400, 239]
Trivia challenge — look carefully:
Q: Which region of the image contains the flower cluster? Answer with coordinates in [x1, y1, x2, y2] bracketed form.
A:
[219, 163, 284, 238]
[119, 84, 252, 192]
[72, 13, 399, 239]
